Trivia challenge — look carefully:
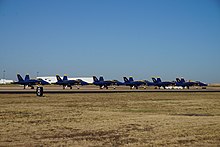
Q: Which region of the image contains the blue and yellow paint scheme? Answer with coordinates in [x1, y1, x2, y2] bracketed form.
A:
[123, 76, 146, 89]
[55, 75, 80, 89]
[13, 73, 50, 89]
[151, 77, 174, 89]
[93, 76, 113, 89]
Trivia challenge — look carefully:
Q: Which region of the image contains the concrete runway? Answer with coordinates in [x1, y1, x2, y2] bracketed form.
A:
[0, 85, 220, 94]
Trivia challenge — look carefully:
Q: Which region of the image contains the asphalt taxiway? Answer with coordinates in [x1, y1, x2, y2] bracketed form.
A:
[0, 85, 220, 94]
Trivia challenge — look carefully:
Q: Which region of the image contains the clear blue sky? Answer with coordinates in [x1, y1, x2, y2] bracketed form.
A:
[0, 0, 220, 83]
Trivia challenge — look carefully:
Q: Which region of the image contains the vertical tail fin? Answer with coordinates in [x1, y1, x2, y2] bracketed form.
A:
[25, 74, 30, 81]
[157, 77, 162, 83]
[99, 76, 104, 82]
[93, 76, 99, 82]
[123, 77, 129, 82]
[63, 75, 68, 81]
[176, 78, 181, 83]
[17, 74, 24, 82]
[152, 77, 157, 83]
[180, 78, 185, 83]
[129, 77, 134, 82]
[56, 75, 63, 82]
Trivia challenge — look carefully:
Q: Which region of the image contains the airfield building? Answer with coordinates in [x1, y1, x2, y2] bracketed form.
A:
[0, 79, 14, 84]
[37, 76, 93, 84]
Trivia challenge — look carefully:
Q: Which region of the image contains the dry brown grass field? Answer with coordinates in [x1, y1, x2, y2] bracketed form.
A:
[0, 93, 220, 146]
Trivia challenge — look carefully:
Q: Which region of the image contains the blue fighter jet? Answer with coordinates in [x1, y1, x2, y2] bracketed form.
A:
[176, 78, 208, 89]
[195, 81, 208, 87]
[152, 77, 174, 89]
[144, 80, 156, 87]
[55, 75, 79, 89]
[93, 76, 113, 89]
[75, 79, 89, 86]
[175, 78, 196, 89]
[13, 74, 49, 89]
[111, 80, 124, 86]
[123, 77, 145, 89]
[25, 74, 50, 86]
